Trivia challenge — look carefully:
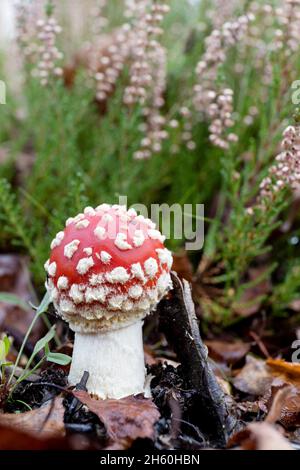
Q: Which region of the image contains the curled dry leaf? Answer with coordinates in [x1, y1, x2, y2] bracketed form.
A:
[266, 358, 300, 385]
[0, 397, 65, 440]
[73, 390, 160, 449]
[233, 355, 273, 396]
[266, 385, 300, 429]
[265, 384, 292, 423]
[229, 422, 293, 450]
[279, 387, 300, 428]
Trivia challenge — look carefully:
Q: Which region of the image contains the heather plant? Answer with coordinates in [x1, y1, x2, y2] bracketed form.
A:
[0, 0, 300, 327]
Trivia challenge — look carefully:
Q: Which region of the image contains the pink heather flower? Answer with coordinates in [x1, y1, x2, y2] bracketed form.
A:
[123, 0, 170, 160]
[259, 125, 300, 205]
[87, 1, 132, 103]
[15, 0, 44, 62]
[89, 25, 131, 103]
[193, 13, 255, 150]
[32, 3, 63, 87]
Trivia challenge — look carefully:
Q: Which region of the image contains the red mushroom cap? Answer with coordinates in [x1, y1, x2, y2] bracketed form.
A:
[45, 204, 173, 332]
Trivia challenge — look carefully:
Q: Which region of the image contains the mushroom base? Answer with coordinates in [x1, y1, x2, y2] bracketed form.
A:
[68, 320, 146, 399]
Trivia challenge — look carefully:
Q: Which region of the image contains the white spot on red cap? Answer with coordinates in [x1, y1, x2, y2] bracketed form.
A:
[66, 217, 74, 226]
[50, 287, 59, 301]
[136, 215, 146, 223]
[57, 276, 69, 290]
[90, 273, 104, 286]
[127, 208, 137, 217]
[131, 262, 146, 282]
[133, 230, 145, 247]
[44, 259, 50, 272]
[96, 203, 110, 212]
[76, 219, 90, 229]
[83, 247, 93, 256]
[76, 257, 95, 275]
[128, 285, 143, 299]
[70, 284, 85, 304]
[102, 213, 113, 223]
[106, 267, 130, 284]
[108, 294, 125, 310]
[50, 231, 64, 249]
[48, 262, 57, 277]
[157, 272, 172, 294]
[144, 257, 158, 278]
[85, 286, 106, 303]
[114, 233, 132, 250]
[64, 240, 80, 259]
[113, 204, 126, 214]
[120, 213, 129, 223]
[99, 251, 111, 264]
[94, 226, 106, 240]
[156, 248, 173, 269]
[145, 218, 156, 229]
[84, 207, 96, 216]
[60, 299, 75, 313]
[73, 213, 84, 223]
[148, 229, 165, 243]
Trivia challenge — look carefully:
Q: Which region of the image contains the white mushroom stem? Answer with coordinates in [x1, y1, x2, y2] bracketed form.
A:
[68, 321, 146, 399]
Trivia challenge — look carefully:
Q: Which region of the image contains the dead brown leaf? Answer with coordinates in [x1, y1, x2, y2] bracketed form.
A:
[266, 386, 300, 429]
[229, 422, 293, 450]
[206, 339, 250, 365]
[0, 398, 65, 440]
[233, 355, 273, 396]
[256, 371, 300, 429]
[267, 358, 300, 385]
[279, 387, 300, 428]
[0, 426, 70, 450]
[265, 385, 292, 424]
[73, 390, 160, 449]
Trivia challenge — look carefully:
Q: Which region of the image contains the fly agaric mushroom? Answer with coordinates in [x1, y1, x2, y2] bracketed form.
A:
[45, 204, 173, 399]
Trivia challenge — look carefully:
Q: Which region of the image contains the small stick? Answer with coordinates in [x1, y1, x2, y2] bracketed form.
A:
[249, 331, 270, 359]
[67, 371, 89, 417]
